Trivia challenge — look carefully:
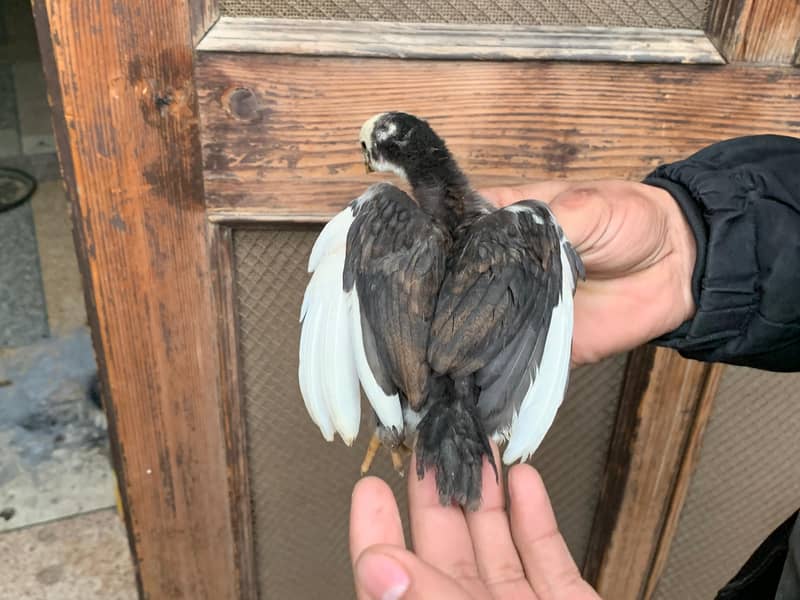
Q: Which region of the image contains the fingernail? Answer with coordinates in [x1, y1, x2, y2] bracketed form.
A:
[356, 552, 410, 600]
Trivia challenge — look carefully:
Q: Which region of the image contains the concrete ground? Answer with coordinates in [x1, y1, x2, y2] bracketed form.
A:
[0, 0, 138, 596]
[0, 510, 137, 600]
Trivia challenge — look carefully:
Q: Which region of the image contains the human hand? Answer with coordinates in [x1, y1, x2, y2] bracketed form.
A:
[350, 444, 601, 600]
[482, 180, 697, 364]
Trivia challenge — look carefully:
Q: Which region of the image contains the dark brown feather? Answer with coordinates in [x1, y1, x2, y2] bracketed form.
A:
[343, 183, 450, 410]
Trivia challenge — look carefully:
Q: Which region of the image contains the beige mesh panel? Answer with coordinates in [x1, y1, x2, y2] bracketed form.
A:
[652, 367, 800, 600]
[234, 227, 627, 598]
[220, 0, 710, 29]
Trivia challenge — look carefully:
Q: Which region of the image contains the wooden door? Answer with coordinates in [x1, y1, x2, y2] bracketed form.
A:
[32, 0, 800, 598]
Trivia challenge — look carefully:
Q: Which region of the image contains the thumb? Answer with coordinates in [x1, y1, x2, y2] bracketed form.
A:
[548, 186, 612, 256]
[355, 545, 472, 600]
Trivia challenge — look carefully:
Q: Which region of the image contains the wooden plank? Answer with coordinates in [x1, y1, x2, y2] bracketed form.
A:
[209, 224, 257, 600]
[643, 363, 726, 598]
[706, 0, 800, 64]
[199, 17, 724, 64]
[31, 1, 238, 598]
[586, 348, 718, 599]
[583, 346, 656, 583]
[196, 54, 800, 220]
[191, 0, 219, 46]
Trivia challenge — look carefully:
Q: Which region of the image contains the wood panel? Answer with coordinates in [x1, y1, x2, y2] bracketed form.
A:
[32, 1, 238, 598]
[209, 224, 257, 600]
[191, 0, 219, 45]
[643, 363, 726, 598]
[196, 54, 800, 221]
[585, 348, 721, 599]
[706, 0, 800, 64]
[583, 346, 656, 583]
[199, 17, 724, 64]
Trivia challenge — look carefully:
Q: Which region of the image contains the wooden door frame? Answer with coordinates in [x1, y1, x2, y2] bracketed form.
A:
[32, 0, 798, 598]
[31, 1, 240, 598]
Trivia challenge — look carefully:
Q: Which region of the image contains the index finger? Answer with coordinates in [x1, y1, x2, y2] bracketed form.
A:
[350, 477, 407, 600]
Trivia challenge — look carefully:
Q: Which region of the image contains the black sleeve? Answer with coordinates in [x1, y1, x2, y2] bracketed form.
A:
[642, 135, 800, 372]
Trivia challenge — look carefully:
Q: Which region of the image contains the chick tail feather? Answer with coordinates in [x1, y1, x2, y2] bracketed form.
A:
[415, 387, 496, 512]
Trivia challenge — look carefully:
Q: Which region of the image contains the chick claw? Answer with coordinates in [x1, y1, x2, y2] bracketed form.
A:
[390, 446, 410, 477]
[360, 432, 412, 477]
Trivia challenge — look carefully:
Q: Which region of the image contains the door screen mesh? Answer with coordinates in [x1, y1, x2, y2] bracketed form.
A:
[233, 226, 627, 598]
[653, 367, 800, 599]
[220, 0, 710, 29]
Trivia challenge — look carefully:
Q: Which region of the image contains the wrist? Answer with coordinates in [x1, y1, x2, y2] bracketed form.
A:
[664, 189, 697, 324]
[643, 180, 700, 334]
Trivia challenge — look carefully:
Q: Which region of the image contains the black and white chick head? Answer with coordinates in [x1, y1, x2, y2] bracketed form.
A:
[359, 112, 452, 183]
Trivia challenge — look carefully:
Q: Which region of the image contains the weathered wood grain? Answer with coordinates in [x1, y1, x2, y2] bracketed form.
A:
[588, 348, 719, 600]
[583, 346, 656, 584]
[199, 17, 724, 64]
[191, 0, 220, 45]
[706, 0, 800, 64]
[209, 224, 257, 600]
[32, 1, 238, 598]
[643, 363, 726, 598]
[196, 54, 800, 220]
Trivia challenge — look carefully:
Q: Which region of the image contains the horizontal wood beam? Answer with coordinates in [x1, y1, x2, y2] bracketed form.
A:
[706, 0, 800, 65]
[196, 54, 800, 220]
[199, 17, 724, 64]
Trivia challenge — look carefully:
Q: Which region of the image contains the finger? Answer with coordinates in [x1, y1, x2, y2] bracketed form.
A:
[351, 477, 406, 554]
[408, 453, 481, 586]
[355, 545, 477, 600]
[481, 181, 574, 207]
[351, 477, 407, 600]
[464, 443, 532, 597]
[508, 465, 599, 600]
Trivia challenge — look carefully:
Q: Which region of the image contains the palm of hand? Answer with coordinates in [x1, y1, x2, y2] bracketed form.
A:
[484, 181, 696, 364]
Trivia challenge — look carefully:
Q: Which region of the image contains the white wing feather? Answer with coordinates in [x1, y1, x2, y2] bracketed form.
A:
[502, 239, 575, 464]
[319, 252, 361, 444]
[299, 207, 361, 445]
[298, 268, 335, 441]
[307, 207, 354, 272]
[347, 289, 403, 431]
[299, 193, 404, 444]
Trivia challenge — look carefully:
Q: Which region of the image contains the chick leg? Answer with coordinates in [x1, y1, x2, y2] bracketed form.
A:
[390, 445, 411, 477]
[360, 431, 382, 476]
[361, 424, 412, 476]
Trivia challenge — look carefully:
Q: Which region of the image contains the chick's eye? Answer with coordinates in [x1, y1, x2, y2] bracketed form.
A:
[360, 141, 367, 151]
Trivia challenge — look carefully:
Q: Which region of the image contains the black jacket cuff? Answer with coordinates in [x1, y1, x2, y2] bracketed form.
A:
[643, 175, 707, 343]
[642, 168, 760, 353]
[638, 135, 800, 372]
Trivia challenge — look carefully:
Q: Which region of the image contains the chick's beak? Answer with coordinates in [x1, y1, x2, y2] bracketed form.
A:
[363, 152, 373, 173]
